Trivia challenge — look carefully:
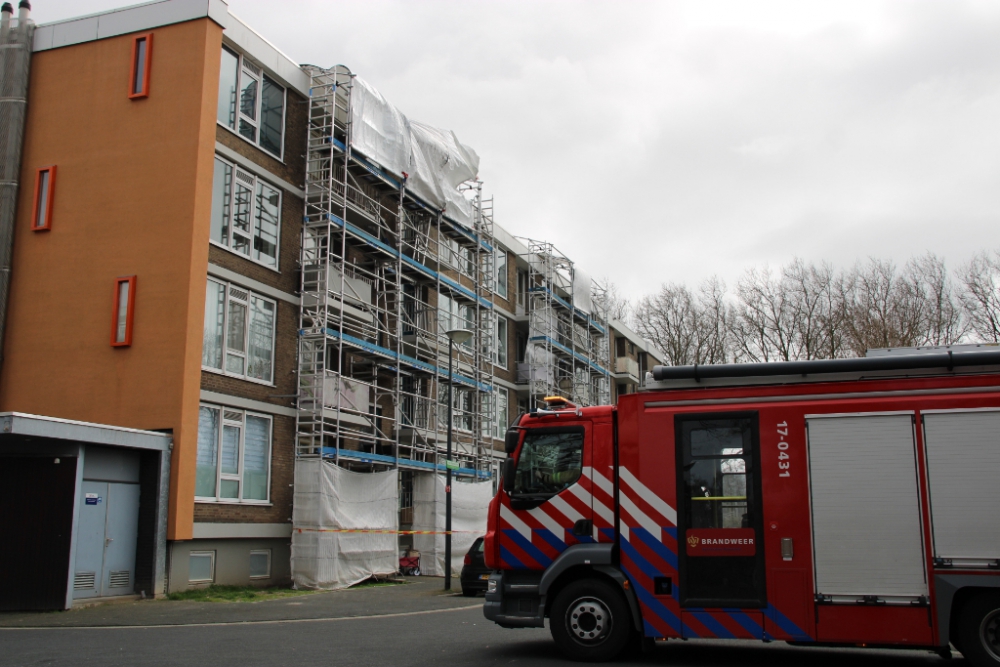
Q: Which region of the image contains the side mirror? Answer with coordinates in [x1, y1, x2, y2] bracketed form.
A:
[502, 457, 516, 494]
[504, 428, 521, 455]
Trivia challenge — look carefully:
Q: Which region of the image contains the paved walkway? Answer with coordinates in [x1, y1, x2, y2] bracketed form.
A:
[0, 577, 480, 628]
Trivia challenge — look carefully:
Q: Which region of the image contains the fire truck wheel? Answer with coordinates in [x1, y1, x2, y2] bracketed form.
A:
[550, 578, 631, 662]
[957, 592, 1000, 667]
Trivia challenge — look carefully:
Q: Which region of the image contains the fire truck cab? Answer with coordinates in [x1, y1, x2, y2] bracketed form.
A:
[483, 350, 1000, 664]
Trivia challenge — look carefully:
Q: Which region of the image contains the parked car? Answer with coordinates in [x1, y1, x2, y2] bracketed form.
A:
[459, 537, 491, 597]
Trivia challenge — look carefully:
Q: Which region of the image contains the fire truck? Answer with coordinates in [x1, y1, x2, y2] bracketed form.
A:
[483, 349, 1000, 664]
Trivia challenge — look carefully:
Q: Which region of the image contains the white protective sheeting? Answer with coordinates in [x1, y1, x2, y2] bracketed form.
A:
[291, 459, 399, 590]
[573, 267, 593, 316]
[350, 76, 480, 227]
[412, 473, 493, 577]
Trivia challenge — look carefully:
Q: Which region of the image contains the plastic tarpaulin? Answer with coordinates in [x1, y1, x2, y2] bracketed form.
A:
[291, 459, 399, 590]
[412, 473, 493, 577]
[350, 76, 480, 227]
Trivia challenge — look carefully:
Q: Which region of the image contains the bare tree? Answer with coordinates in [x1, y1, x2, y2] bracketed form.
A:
[633, 277, 733, 366]
[908, 253, 966, 346]
[595, 277, 632, 325]
[840, 258, 926, 355]
[959, 251, 1000, 342]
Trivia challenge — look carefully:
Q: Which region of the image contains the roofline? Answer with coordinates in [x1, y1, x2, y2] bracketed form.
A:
[0, 412, 172, 451]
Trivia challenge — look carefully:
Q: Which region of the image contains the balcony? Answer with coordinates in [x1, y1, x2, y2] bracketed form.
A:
[614, 356, 639, 381]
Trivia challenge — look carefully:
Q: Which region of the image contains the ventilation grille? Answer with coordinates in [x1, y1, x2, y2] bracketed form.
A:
[108, 570, 131, 588]
[224, 410, 243, 422]
[235, 169, 255, 187]
[229, 286, 249, 301]
[74, 572, 96, 590]
[243, 60, 261, 76]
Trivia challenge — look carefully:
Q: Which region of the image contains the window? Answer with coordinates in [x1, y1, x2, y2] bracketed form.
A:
[495, 388, 508, 438]
[217, 46, 285, 158]
[496, 315, 508, 367]
[496, 250, 508, 299]
[129, 33, 152, 98]
[203, 278, 276, 384]
[249, 550, 271, 579]
[517, 270, 528, 309]
[438, 384, 473, 433]
[110, 276, 136, 347]
[680, 418, 753, 530]
[188, 551, 215, 583]
[442, 237, 474, 277]
[616, 337, 626, 357]
[210, 157, 281, 268]
[196, 404, 271, 502]
[437, 293, 473, 348]
[31, 166, 56, 231]
[512, 428, 584, 498]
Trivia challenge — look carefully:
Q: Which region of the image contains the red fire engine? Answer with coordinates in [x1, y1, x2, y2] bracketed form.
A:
[483, 350, 1000, 664]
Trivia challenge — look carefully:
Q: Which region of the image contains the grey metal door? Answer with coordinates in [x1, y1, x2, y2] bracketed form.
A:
[73, 481, 108, 599]
[73, 481, 139, 598]
[102, 483, 140, 595]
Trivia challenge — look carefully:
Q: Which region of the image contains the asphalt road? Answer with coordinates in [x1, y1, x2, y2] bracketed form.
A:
[0, 604, 958, 667]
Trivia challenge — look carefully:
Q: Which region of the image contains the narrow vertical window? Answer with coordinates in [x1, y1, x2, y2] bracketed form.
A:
[217, 46, 240, 128]
[31, 166, 55, 231]
[111, 276, 136, 347]
[129, 34, 152, 99]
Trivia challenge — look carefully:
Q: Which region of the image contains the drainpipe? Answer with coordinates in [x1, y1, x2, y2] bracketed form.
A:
[0, 0, 33, 367]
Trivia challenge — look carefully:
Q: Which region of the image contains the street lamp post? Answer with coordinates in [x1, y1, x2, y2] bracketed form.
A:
[444, 328, 472, 591]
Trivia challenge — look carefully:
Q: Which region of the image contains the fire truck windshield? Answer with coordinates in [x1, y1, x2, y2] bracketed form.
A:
[511, 427, 584, 499]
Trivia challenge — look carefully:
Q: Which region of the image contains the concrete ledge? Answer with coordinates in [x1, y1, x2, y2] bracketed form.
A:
[192, 522, 292, 539]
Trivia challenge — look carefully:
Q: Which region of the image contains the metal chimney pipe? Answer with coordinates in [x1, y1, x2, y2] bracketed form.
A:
[0, 0, 32, 367]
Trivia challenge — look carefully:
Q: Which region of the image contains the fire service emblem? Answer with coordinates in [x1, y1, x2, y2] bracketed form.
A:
[687, 535, 700, 549]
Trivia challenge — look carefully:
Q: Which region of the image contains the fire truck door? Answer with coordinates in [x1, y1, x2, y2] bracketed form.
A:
[675, 413, 767, 608]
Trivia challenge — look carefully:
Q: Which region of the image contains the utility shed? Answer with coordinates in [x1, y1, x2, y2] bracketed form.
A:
[0, 413, 171, 610]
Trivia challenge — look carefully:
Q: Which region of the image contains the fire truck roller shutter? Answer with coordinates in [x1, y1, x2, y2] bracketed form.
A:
[923, 410, 1000, 563]
[806, 414, 928, 599]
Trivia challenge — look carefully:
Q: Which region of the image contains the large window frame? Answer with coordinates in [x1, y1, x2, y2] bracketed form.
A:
[495, 249, 508, 299]
[495, 315, 508, 368]
[210, 156, 282, 270]
[195, 404, 273, 505]
[202, 278, 277, 385]
[217, 45, 286, 159]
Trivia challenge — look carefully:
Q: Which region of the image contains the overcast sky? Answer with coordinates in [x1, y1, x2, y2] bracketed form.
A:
[36, 1, 1000, 299]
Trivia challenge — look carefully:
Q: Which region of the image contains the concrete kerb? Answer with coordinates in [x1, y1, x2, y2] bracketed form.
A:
[0, 576, 482, 629]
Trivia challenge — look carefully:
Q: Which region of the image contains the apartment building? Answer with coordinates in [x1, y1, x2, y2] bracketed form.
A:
[0, 0, 663, 606]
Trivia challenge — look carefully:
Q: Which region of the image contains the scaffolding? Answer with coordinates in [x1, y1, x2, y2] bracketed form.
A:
[517, 238, 610, 408]
[297, 65, 497, 486]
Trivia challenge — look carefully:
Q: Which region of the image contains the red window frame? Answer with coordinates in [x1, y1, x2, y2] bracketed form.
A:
[111, 276, 137, 347]
[128, 33, 153, 99]
[31, 165, 56, 232]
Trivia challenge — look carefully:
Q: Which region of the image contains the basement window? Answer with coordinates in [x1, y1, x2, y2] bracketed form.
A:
[129, 34, 152, 99]
[110, 276, 136, 347]
[188, 551, 215, 583]
[217, 45, 286, 159]
[31, 166, 55, 231]
[249, 550, 271, 579]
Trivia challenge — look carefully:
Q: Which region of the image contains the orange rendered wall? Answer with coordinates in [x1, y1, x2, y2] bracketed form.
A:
[0, 19, 224, 540]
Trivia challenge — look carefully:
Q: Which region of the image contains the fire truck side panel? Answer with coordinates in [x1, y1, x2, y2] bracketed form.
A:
[756, 407, 816, 641]
[617, 397, 684, 639]
[815, 606, 934, 645]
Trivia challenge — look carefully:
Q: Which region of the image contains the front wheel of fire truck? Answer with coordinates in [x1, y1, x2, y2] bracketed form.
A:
[549, 578, 632, 662]
[957, 592, 1000, 667]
